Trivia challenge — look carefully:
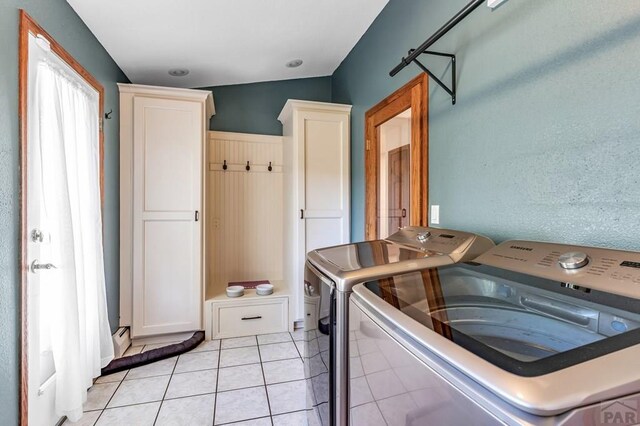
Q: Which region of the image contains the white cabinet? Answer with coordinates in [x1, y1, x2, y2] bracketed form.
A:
[278, 100, 351, 322]
[119, 84, 214, 338]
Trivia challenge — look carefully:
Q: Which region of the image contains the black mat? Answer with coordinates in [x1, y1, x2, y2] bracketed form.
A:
[101, 330, 205, 376]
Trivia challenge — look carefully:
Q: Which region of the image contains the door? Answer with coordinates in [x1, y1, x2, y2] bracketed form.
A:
[25, 29, 61, 426]
[298, 110, 350, 261]
[25, 31, 58, 419]
[26, 39, 59, 422]
[21, 11, 108, 425]
[365, 73, 429, 240]
[132, 96, 202, 337]
[387, 144, 410, 234]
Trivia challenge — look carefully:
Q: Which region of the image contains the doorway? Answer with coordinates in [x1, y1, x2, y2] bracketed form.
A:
[365, 74, 429, 240]
[19, 11, 112, 425]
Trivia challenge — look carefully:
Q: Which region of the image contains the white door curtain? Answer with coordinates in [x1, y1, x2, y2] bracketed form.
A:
[31, 36, 114, 422]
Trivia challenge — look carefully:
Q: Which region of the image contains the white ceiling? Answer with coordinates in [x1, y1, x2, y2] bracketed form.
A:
[66, 0, 389, 88]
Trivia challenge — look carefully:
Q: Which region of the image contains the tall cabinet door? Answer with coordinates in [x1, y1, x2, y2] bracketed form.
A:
[280, 100, 351, 322]
[298, 109, 350, 264]
[132, 97, 202, 337]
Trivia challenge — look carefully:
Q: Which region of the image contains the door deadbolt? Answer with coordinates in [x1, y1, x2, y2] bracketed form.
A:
[31, 228, 45, 243]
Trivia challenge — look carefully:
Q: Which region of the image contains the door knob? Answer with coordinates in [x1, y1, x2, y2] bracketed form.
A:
[31, 260, 57, 273]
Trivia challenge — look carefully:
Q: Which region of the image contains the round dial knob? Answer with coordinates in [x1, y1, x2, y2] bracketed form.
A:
[416, 232, 431, 243]
[558, 252, 589, 270]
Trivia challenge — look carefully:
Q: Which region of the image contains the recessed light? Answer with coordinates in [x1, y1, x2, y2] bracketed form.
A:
[286, 59, 303, 68]
[168, 68, 190, 77]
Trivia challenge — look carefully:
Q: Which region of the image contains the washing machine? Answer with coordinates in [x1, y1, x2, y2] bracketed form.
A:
[302, 226, 495, 426]
[348, 240, 640, 425]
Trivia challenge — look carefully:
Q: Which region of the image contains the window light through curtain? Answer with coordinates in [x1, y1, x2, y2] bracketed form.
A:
[28, 33, 114, 422]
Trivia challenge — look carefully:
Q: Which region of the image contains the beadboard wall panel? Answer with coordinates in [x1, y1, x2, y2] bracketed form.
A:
[207, 132, 284, 299]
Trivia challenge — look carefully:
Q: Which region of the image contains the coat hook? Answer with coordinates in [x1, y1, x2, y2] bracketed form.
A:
[104, 109, 113, 120]
[268, 162, 272, 172]
[223, 160, 228, 171]
[246, 161, 250, 171]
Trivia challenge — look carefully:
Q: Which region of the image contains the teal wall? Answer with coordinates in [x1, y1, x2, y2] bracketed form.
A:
[3, 0, 640, 422]
[202, 77, 332, 135]
[0, 1, 127, 422]
[332, 0, 640, 249]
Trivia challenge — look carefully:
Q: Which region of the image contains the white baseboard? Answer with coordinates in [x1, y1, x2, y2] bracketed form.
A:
[112, 327, 131, 358]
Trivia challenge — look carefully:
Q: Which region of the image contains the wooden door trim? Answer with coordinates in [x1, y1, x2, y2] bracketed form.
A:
[19, 10, 105, 425]
[365, 74, 428, 240]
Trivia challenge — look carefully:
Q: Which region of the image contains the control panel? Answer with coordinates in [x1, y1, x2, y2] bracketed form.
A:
[386, 226, 489, 254]
[309, 226, 494, 291]
[475, 240, 640, 299]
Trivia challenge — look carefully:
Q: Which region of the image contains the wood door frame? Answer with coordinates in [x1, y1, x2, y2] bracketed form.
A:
[19, 10, 105, 425]
[365, 73, 428, 240]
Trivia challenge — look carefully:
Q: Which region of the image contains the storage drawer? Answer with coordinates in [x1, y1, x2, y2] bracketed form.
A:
[211, 297, 288, 339]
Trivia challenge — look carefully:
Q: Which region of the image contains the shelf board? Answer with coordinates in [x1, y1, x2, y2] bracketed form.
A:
[206, 280, 288, 302]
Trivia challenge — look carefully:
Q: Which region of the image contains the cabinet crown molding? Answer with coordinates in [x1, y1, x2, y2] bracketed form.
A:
[208, 131, 283, 144]
[278, 99, 352, 123]
[117, 83, 215, 119]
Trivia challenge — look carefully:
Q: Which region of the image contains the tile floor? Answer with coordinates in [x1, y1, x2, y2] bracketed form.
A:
[67, 331, 312, 426]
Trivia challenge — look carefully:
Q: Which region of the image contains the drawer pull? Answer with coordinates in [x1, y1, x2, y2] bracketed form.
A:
[241, 315, 262, 321]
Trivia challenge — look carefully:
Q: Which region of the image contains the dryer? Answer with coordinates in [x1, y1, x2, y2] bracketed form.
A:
[349, 240, 640, 425]
[302, 226, 494, 425]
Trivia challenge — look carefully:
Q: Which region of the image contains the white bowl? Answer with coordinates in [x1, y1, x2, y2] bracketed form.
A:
[226, 285, 245, 297]
[256, 284, 273, 296]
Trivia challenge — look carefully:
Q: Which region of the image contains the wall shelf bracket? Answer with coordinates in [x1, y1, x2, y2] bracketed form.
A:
[390, 0, 489, 105]
[410, 50, 457, 105]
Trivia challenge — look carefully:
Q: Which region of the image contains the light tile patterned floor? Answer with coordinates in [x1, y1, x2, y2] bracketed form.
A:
[66, 332, 310, 426]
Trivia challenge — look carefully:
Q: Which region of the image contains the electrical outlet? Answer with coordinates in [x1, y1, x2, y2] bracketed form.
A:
[431, 205, 440, 225]
[213, 219, 220, 230]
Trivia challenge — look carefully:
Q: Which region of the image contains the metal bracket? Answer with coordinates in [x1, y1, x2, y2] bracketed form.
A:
[409, 49, 457, 105]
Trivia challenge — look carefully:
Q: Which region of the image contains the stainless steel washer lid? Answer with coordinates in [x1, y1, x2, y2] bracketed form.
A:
[353, 281, 640, 416]
[351, 240, 640, 416]
[306, 226, 494, 292]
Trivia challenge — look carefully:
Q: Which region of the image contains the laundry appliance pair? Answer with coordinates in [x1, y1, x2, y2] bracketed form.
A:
[304, 226, 640, 426]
